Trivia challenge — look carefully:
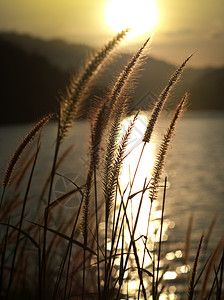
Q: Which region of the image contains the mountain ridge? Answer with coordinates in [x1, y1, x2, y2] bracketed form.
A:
[0, 32, 223, 124]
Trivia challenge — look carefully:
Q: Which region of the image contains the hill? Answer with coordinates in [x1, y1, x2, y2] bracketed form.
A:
[0, 32, 93, 71]
[189, 68, 224, 110]
[0, 37, 67, 124]
[0, 32, 223, 124]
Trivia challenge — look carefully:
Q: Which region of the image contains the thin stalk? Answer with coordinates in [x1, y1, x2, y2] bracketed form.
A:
[6, 139, 40, 299]
[113, 211, 147, 299]
[53, 190, 84, 299]
[0, 188, 6, 209]
[155, 177, 167, 299]
[125, 180, 148, 300]
[111, 184, 119, 253]
[63, 243, 73, 300]
[82, 247, 86, 300]
[42, 135, 60, 300]
[104, 112, 139, 292]
[67, 264, 74, 300]
[40, 144, 74, 200]
[107, 183, 129, 283]
[138, 198, 153, 299]
[107, 188, 126, 286]
[193, 253, 212, 289]
[152, 236, 156, 299]
[93, 165, 101, 299]
[82, 168, 93, 300]
[217, 250, 224, 299]
[130, 142, 146, 192]
[188, 234, 204, 300]
[0, 219, 10, 296]
[108, 182, 131, 283]
[108, 142, 149, 288]
[119, 223, 125, 286]
[120, 203, 148, 300]
[207, 252, 224, 300]
[116, 179, 148, 298]
[14, 152, 36, 191]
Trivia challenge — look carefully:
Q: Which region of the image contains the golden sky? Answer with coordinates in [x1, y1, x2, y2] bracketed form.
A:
[0, 0, 223, 67]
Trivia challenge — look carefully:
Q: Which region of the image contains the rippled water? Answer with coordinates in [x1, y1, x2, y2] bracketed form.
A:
[0, 111, 224, 298]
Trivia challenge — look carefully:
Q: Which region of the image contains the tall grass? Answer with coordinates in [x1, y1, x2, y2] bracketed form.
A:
[0, 31, 223, 300]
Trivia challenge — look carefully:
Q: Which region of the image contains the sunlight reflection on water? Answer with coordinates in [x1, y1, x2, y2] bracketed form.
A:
[119, 114, 156, 237]
[112, 114, 190, 299]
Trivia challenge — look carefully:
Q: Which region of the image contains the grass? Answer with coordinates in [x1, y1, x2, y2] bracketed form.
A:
[0, 31, 223, 299]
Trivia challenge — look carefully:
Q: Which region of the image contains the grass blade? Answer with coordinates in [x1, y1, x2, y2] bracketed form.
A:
[188, 235, 204, 300]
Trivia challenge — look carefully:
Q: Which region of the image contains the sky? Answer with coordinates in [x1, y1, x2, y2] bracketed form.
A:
[0, 0, 223, 68]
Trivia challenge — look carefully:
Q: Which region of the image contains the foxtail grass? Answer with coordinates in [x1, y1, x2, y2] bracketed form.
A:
[58, 29, 129, 142]
[143, 55, 192, 144]
[2, 114, 52, 189]
[148, 93, 188, 202]
[0, 114, 52, 210]
[0, 31, 222, 300]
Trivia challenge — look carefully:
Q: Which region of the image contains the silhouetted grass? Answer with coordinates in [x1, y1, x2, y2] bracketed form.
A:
[0, 31, 223, 300]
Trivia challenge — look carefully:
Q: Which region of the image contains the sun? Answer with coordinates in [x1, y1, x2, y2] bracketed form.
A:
[105, 0, 158, 39]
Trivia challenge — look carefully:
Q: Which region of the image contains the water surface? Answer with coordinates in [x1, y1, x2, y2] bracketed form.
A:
[0, 111, 223, 298]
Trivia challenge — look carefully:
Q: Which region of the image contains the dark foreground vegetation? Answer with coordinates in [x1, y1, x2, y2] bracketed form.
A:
[0, 30, 223, 299]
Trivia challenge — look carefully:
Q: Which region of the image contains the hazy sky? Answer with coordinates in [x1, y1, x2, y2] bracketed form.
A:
[0, 0, 223, 67]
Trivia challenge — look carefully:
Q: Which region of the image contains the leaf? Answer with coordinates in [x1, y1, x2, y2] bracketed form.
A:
[29, 221, 97, 255]
[0, 222, 39, 249]
[140, 268, 154, 277]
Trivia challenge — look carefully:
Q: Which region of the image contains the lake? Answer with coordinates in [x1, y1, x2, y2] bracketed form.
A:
[0, 111, 223, 298]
